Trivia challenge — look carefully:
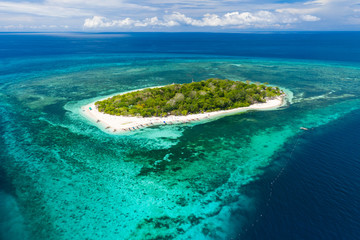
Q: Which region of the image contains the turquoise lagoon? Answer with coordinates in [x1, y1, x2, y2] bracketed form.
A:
[1, 53, 360, 239]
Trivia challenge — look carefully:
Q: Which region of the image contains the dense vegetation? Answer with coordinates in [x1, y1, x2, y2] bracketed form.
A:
[95, 78, 283, 117]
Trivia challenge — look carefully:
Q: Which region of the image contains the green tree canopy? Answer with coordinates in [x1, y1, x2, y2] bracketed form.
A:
[95, 78, 283, 117]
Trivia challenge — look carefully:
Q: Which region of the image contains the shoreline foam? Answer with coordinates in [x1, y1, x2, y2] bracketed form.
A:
[80, 87, 287, 134]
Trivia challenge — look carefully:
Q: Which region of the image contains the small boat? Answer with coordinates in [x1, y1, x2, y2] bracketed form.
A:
[300, 127, 309, 131]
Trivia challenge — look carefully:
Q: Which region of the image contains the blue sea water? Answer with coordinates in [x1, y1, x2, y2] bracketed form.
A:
[242, 109, 360, 239]
[0, 32, 360, 240]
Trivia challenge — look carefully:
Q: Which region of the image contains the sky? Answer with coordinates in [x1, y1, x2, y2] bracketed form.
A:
[0, 0, 360, 31]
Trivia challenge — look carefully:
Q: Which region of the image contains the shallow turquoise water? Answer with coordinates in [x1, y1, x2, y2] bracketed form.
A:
[1, 54, 360, 239]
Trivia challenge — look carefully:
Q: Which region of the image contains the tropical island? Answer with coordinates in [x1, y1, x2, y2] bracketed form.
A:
[81, 78, 286, 133]
[96, 78, 283, 117]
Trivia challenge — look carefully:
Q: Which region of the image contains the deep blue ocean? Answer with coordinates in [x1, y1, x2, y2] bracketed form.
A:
[0, 32, 360, 240]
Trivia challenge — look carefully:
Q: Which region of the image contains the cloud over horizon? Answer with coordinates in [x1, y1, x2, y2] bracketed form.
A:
[0, 0, 359, 31]
[83, 11, 320, 29]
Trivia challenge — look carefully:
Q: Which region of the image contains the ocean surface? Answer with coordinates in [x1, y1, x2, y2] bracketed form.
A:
[0, 32, 360, 240]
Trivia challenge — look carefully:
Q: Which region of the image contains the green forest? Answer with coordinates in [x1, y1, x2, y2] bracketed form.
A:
[95, 78, 283, 117]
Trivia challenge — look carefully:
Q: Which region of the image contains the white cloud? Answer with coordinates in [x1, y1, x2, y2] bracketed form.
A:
[301, 14, 321, 21]
[0, 1, 91, 17]
[46, 0, 157, 10]
[83, 15, 179, 28]
[2, 24, 25, 30]
[304, 0, 332, 6]
[187, 11, 299, 27]
[134, 17, 179, 27]
[0, 24, 69, 30]
[0, 0, 157, 19]
[163, 12, 195, 25]
[0, 0, 359, 31]
[84, 11, 320, 29]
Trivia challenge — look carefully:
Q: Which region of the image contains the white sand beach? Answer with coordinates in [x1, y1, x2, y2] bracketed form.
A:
[80, 88, 286, 134]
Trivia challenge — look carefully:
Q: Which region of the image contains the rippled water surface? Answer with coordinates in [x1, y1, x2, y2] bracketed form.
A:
[1, 33, 360, 240]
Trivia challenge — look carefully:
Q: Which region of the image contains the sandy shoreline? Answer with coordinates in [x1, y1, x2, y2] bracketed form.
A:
[80, 89, 286, 134]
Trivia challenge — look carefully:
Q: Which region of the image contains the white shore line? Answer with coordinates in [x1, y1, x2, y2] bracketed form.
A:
[80, 89, 286, 134]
